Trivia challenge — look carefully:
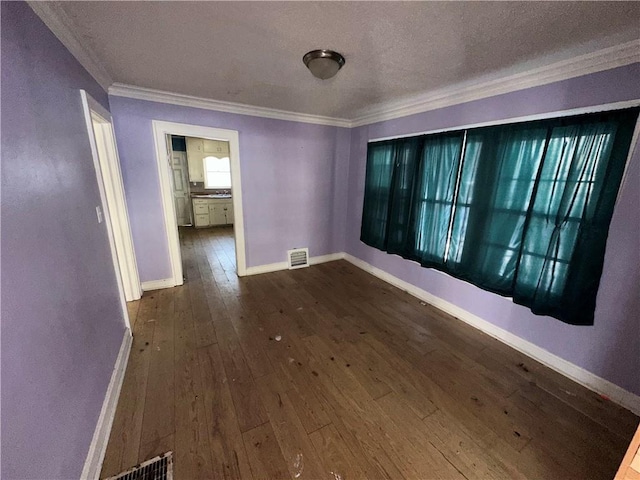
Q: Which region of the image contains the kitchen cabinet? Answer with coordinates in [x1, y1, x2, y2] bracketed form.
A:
[203, 139, 229, 156]
[209, 204, 227, 225]
[209, 202, 234, 225]
[225, 204, 234, 224]
[185, 138, 205, 182]
[194, 213, 210, 227]
[192, 198, 234, 227]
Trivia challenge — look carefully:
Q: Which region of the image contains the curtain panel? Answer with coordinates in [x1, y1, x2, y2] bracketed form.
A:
[360, 108, 638, 325]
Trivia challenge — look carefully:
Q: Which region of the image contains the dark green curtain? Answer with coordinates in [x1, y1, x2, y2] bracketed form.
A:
[512, 115, 637, 323]
[447, 125, 548, 293]
[361, 133, 463, 265]
[361, 108, 638, 325]
[361, 142, 396, 250]
[386, 138, 423, 256]
[410, 133, 464, 267]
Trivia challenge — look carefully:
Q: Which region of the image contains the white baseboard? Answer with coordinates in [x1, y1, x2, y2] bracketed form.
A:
[342, 253, 640, 416]
[141, 278, 175, 291]
[245, 252, 345, 276]
[310, 252, 345, 265]
[245, 261, 288, 276]
[81, 329, 132, 480]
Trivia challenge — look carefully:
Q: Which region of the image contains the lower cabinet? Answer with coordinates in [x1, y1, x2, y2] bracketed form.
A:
[194, 213, 210, 227]
[209, 204, 227, 225]
[225, 205, 234, 224]
[192, 198, 234, 227]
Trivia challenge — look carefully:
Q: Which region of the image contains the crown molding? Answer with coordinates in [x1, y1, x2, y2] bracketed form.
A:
[23, 1, 639, 128]
[34, 1, 636, 132]
[350, 40, 640, 127]
[108, 84, 352, 128]
[110, 41, 638, 129]
[27, 1, 113, 91]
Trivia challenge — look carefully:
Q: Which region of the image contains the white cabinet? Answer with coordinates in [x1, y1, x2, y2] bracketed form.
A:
[185, 138, 205, 182]
[209, 204, 227, 225]
[193, 198, 211, 227]
[225, 203, 234, 224]
[186, 138, 203, 153]
[194, 213, 210, 227]
[203, 139, 229, 156]
[209, 201, 234, 225]
[192, 198, 234, 227]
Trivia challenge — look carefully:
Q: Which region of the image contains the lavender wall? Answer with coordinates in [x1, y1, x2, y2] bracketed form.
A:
[1, 3, 127, 478]
[345, 63, 640, 395]
[109, 96, 349, 282]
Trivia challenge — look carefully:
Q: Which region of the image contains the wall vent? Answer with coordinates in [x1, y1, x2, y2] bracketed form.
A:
[288, 248, 310, 269]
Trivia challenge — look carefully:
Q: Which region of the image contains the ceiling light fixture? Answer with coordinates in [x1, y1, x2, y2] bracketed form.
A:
[303, 49, 345, 80]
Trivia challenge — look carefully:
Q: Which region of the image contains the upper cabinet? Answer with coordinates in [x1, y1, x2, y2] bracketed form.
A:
[186, 137, 203, 154]
[185, 138, 204, 182]
[203, 139, 230, 156]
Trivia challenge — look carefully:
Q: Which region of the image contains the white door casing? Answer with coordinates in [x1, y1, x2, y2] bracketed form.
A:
[81, 90, 141, 311]
[152, 121, 246, 282]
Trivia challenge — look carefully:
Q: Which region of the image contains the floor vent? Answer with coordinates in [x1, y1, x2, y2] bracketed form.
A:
[288, 248, 310, 269]
[105, 452, 173, 480]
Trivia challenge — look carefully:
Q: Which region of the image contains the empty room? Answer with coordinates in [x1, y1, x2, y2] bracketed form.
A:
[3, 1, 640, 479]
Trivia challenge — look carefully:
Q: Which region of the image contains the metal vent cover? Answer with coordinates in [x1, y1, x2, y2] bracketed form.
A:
[287, 248, 309, 269]
[105, 452, 173, 480]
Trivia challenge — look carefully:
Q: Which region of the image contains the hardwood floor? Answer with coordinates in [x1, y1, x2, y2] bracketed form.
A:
[102, 227, 639, 479]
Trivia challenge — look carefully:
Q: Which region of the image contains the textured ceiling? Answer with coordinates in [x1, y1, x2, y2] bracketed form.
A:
[54, 1, 639, 119]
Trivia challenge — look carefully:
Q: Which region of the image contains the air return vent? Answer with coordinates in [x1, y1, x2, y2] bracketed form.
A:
[105, 452, 173, 480]
[288, 248, 309, 269]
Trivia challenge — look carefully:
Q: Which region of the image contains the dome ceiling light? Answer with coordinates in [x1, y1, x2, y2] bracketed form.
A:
[302, 49, 345, 80]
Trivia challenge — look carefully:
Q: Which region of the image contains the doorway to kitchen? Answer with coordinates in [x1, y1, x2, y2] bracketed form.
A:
[167, 133, 238, 278]
[152, 121, 246, 287]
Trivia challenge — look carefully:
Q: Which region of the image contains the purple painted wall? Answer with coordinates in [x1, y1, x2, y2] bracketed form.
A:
[108, 96, 349, 282]
[112, 64, 639, 396]
[1, 3, 127, 478]
[345, 63, 640, 395]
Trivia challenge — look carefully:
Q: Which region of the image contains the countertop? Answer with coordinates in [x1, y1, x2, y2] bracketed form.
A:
[191, 194, 232, 199]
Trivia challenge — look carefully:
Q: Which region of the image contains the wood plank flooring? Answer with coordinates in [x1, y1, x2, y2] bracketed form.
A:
[102, 226, 639, 479]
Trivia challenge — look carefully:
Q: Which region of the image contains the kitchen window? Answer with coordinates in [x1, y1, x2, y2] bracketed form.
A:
[204, 156, 231, 189]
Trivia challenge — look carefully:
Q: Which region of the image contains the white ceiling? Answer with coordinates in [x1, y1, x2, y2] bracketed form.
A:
[44, 1, 639, 120]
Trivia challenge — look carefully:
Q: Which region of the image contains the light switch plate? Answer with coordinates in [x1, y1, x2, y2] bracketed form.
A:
[96, 206, 103, 224]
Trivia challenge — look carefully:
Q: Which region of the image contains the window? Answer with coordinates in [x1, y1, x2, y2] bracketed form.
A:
[447, 125, 549, 293]
[360, 143, 396, 250]
[360, 108, 638, 325]
[204, 156, 231, 189]
[411, 132, 464, 267]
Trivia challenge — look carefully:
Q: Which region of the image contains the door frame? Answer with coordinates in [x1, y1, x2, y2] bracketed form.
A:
[151, 120, 246, 281]
[81, 90, 141, 317]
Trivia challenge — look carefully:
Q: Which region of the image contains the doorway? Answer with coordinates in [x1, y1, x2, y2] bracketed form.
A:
[152, 121, 247, 286]
[80, 90, 141, 318]
[167, 133, 238, 277]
